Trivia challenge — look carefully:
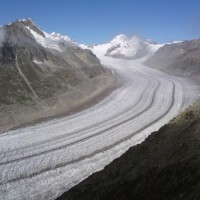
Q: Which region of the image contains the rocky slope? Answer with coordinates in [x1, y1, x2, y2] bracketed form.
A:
[146, 39, 200, 80]
[57, 100, 200, 200]
[0, 19, 115, 132]
[82, 34, 163, 59]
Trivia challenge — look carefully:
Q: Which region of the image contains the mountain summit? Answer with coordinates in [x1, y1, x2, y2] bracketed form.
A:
[0, 19, 114, 132]
[85, 34, 163, 59]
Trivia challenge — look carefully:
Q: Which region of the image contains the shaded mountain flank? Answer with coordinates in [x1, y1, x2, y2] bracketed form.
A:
[0, 19, 116, 133]
[146, 39, 200, 80]
[57, 100, 200, 200]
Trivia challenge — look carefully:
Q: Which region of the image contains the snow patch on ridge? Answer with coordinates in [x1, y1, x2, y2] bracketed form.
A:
[33, 59, 43, 65]
[50, 32, 73, 42]
[26, 26, 62, 52]
[25, 20, 78, 52]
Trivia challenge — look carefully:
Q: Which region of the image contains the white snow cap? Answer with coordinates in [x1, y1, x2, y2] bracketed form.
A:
[87, 33, 164, 59]
[50, 32, 73, 42]
[18, 18, 33, 22]
[26, 26, 63, 52]
[24, 19, 78, 51]
[112, 34, 128, 41]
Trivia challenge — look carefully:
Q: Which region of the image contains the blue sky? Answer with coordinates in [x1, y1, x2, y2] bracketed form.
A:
[0, 0, 200, 44]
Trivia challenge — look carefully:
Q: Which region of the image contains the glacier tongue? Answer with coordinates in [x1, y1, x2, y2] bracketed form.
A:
[0, 53, 200, 200]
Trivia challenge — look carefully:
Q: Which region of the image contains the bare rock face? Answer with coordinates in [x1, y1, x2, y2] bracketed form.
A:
[146, 39, 200, 80]
[57, 100, 200, 200]
[0, 19, 114, 132]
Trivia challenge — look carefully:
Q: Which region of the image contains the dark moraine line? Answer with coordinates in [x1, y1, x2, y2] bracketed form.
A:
[0, 72, 154, 161]
[0, 78, 175, 186]
[0, 68, 149, 155]
[0, 78, 159, 167]
[0, 80, 159, 169]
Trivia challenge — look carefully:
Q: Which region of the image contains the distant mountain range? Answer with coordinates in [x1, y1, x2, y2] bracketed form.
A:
[0, 18, 114, 132]
[81, 34, 163, 59]
[83, 33, 200, 81]
[1, 18, 200, 130]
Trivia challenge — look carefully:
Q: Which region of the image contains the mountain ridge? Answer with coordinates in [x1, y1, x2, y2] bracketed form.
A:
[0, 18, 116, 133]
[81, 33, 163, 59]
[146, 38, 200, 80]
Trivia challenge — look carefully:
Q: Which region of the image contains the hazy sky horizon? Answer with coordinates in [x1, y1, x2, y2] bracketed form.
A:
[1, 0, 200, 44]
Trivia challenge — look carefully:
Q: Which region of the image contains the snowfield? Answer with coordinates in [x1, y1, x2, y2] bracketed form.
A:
[26, 26, 77, 53]
[0, 54, 200, 200]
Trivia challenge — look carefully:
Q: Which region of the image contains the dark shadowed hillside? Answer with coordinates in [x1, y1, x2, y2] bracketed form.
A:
[146, 39, 200, 80]
[57, 100, 200, 200]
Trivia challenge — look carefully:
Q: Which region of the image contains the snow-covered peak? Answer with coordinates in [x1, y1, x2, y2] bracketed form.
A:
[7, 18, 36, 28]
[110, 34, 143, 45]
[111, 34, 128, 42]
[85, 34, 164, 60]
[50, 32, 75, 43]
[19, 18, 42, 30]
[49, 32, 78, 48]
[105, 34, 143, 58]
[18, 18, 33, 23]
[14, 19, 78, 51]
